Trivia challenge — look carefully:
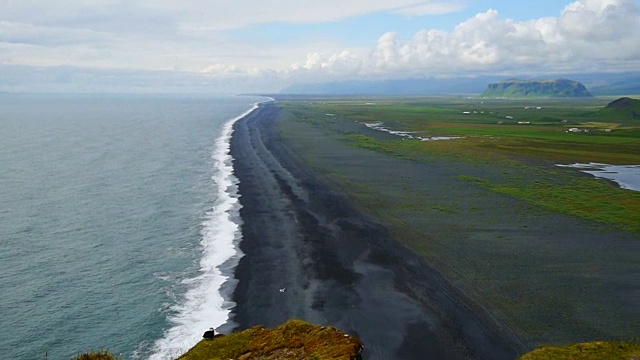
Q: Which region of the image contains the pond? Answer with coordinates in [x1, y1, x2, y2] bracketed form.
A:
[364, 122, 460, 141]
[557, 163, 640, 192]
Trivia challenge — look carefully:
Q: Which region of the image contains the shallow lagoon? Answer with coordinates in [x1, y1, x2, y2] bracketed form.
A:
[364, 122, 460, 141]
[557, 163, 640, 192]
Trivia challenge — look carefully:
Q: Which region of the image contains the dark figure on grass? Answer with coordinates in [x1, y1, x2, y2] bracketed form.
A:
[203, 327, 215, 339]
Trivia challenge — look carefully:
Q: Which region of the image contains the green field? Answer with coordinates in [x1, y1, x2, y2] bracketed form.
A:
[301, 97, 640, 161]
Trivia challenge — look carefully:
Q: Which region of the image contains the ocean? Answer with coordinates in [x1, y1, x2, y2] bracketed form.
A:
[0, 94, 266, 359]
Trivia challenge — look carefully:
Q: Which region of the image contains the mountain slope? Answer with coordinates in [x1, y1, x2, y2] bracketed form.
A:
[598, 97, 640, 122]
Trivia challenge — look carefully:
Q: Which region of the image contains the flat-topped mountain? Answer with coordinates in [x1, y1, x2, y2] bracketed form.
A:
[481, 79, 593, 98]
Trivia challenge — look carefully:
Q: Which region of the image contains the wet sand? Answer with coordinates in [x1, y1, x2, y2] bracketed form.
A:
[229, 103, 521, 359]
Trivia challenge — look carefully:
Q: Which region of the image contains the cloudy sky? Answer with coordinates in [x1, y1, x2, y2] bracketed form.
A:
[1, 0, 639, 93]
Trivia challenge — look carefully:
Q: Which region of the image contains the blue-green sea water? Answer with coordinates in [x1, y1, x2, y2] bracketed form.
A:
[0, 94, 265, 359]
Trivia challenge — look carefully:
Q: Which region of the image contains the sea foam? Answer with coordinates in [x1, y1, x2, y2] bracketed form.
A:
[147, 100, 270, 360]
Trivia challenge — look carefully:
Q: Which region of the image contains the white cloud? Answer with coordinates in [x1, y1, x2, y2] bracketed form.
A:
[1, 0, 639, 92]
[200, 63, 277, 79]
[173, 1, 465, 31]
[1, 1, 464, 32]
[279, 0, 640, 82]
[0, 1, 464, 71]
[392, 2, 467, 16]
[0, 21, 114, 46]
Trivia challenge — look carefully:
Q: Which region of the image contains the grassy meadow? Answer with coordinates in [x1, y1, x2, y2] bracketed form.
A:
[273, 95, 640, 349]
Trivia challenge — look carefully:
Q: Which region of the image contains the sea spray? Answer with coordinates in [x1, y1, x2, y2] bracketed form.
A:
[147, 100, 269, 360]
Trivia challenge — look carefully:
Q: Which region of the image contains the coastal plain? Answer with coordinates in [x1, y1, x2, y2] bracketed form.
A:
[229, 96, 639, 359]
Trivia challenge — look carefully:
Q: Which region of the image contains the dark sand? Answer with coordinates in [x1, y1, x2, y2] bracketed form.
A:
[229, 103, 522, 359]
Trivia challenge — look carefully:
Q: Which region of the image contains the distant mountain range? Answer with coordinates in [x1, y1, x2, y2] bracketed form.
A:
[480, 79, 592, 98]
[279, 72, 640, 96]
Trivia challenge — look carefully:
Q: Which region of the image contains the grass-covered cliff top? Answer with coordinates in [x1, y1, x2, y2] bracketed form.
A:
[177, 320, 363, 360]
[519, 341, 640, 360]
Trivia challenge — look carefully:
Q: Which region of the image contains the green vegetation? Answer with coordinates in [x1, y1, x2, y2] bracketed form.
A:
[178, 320, 362, 360]
[458, 173, 640, 233]
[519, 341, 640, 360]
[481, 79, 592, 98]
[72, 349, 121, 360]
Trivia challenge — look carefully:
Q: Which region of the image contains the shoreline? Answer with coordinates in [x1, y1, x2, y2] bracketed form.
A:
[228, 103, 521, 359]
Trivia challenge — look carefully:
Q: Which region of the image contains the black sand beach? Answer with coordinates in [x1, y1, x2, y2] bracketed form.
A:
[229, 103, 522, 359]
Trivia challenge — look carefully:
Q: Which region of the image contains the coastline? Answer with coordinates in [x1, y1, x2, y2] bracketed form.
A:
[228, 103, 521, 359]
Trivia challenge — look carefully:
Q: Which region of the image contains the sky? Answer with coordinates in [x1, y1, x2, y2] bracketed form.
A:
[1, 0, 639, 93]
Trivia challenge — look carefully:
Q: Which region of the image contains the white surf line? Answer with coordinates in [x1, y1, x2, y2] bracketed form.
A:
[147, 99, 273, 360]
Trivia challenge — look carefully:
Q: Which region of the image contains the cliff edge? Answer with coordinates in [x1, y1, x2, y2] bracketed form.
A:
[178, 320, 363, 360]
